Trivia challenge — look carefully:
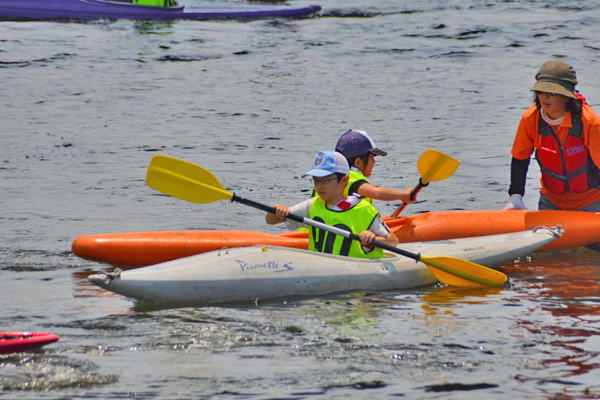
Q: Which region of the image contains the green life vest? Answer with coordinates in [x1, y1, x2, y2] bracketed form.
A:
[308, 197, 384, 259]
[301, 170, 370, 233]
[133, 0, 175, 7]
[344, 169, 372, 203]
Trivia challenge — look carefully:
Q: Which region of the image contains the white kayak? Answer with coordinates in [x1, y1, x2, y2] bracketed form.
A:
[87, 227, 561, 305]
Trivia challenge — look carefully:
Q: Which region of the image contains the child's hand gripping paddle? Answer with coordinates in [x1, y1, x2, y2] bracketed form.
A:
[391, 150, 460, 218]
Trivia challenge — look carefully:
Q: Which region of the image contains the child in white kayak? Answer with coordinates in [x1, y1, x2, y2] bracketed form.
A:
[266, 151, 398, 258]
[334, 130, 416, 205]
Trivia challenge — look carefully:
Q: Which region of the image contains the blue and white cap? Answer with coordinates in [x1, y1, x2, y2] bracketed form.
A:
[335, 130, 387, 159]
[302, 151, 349, 178]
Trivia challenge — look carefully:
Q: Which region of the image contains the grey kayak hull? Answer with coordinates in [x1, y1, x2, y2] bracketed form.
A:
[88, 227, 560, 305]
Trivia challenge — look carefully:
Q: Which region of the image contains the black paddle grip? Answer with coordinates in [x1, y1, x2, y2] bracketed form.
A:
[232, 194, 306, 224]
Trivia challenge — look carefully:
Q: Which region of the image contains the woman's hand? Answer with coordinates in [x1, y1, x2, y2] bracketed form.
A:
[502, 194, 528, 210]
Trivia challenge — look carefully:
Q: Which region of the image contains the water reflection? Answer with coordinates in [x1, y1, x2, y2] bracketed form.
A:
[133, 20, 175, 35]
[421, 285, 503, 306]
[504, 250, 600, 389]
[317, 293, 387, 332]
[412, 253, 600, 397]
[72, 271, 122, 299]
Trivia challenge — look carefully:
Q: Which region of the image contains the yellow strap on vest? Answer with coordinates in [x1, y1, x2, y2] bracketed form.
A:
[344, 169, 372, 203]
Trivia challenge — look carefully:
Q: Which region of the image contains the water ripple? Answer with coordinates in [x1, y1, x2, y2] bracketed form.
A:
[0, 354, 118, 391]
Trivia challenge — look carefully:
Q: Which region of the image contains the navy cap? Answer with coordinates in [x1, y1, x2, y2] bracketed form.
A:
[335, 130, 387, 159]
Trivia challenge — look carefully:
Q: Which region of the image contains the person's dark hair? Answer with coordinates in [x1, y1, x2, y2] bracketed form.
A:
[346, 152, 370, 169]
[334, 172, 346, 182]
[534, 94, 582, 114]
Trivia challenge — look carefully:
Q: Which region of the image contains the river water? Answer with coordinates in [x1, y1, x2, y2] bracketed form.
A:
[1, 0, 600, 398]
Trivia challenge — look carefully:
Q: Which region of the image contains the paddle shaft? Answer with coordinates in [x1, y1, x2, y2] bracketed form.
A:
[233, 194, 420, 262]
[391, 179, 428, 218]
[235, 194, 506, 286]
[145, 155, 506, 287]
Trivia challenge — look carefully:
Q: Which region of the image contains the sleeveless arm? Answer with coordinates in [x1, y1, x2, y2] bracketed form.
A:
[357, 183, 414, 201]
[347, 179, 368, 196]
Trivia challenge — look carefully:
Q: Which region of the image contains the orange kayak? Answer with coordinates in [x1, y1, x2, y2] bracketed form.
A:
[72, 210, 600, 269]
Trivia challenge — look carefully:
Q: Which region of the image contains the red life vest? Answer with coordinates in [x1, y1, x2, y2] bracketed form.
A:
[576, 91, 588, 106]
[535, 111, 600, 194]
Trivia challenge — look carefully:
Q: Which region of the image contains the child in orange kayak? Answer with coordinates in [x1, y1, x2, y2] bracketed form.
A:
[334, 130, 416, 205]
[266, 151, 398, 258]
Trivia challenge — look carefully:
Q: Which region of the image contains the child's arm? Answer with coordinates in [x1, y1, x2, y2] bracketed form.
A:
[359, 230, 399, 248]
[266, 204, 290, 225]
[360, 214, 399, 248]
[266, 198, 314, 226]
[357, 183, 416, 203]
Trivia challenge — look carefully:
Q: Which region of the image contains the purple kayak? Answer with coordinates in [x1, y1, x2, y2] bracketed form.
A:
[0, 0, 321, 21]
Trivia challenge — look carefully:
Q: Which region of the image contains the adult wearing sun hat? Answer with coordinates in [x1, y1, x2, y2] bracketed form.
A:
[504, 60, 600, 218]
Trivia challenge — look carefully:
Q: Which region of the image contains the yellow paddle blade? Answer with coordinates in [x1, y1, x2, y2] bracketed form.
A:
[146, 155, 233, 204]
[417, 149, 460, 184]
[420, 256, 507, 288]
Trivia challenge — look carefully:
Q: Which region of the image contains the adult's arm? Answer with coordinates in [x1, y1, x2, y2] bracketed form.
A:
[508, 157, 530, 196]
[582, 105, 600, 169]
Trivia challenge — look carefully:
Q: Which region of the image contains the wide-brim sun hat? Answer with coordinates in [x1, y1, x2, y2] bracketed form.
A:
[531, 60, 577, 99]
[302, 151, 349, 178]
[335, 130, 388, 159]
